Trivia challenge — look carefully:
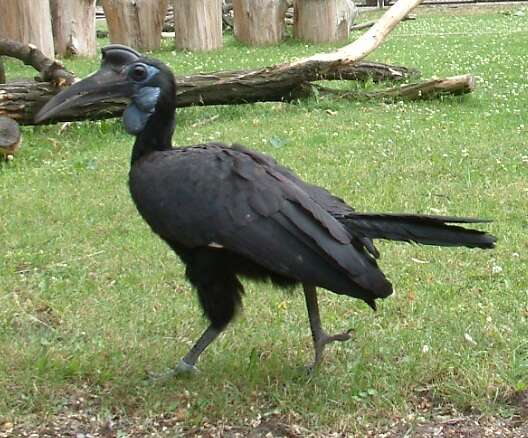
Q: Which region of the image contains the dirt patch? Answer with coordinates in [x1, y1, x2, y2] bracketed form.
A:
[2, 411, 528, 438]
[2, 391, 528, 437]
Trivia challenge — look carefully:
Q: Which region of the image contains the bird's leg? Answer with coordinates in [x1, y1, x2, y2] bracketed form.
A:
[150, 324, 221, 380]
[303, 284, 352, 370]
[178, 324, 221, 371]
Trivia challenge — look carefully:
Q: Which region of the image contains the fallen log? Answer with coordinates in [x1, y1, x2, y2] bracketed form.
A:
[0, 57, 5, 84]
[0, 0, 473, 126]
[0, 62, 419, 123]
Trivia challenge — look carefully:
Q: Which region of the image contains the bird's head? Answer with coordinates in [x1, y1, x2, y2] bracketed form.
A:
[36, 45, 176, 135]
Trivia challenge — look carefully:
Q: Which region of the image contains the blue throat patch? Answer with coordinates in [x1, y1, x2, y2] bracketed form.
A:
[123, 86, 161, 135]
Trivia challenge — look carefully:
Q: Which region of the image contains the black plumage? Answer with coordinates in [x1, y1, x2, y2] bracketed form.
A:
[36, 45, 496, 372]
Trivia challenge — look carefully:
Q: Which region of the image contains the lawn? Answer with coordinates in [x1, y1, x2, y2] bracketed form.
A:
[0, 4, 527, 436]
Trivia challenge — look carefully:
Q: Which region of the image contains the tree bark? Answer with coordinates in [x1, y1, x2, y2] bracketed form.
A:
[293, 0, 357, 43]
[0, 62, 419, 123]
[101, 0, 169, 51]
[233, 0, 288, 46]
[173, 0, 223, 51]
[0, 58, 5, 84]
[0, 67, 480, 125]
[50, 0, 97, 57]
[0, 0, 55, 59]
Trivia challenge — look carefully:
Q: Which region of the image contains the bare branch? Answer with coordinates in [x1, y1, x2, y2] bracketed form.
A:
[316, 74, 477, 101]
[0, 38, 77, 86]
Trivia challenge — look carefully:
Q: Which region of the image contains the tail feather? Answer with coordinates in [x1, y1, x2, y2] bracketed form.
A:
[341, 213, 496, 249]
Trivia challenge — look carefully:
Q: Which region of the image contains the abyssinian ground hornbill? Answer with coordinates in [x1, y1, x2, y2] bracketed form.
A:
[37, 45, 496, 373]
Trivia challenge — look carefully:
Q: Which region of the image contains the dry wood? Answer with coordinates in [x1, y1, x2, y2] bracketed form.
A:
[0, 38, 77, 86]
[0, 0, 55, 59]
[233, 0, 288, 46]
[0, 0, 470, 126]
[350, 14, 416, 31]
[50, 0, 97, 57]
[173, 0, 223, 51]
[102, 0, 169, 51]
[296, 0, 422, 66]
[350, 20, 377, 31]
[0, 58, 5, 84]
[0, 62, 419, 123]
[0, 73, 473, 125]
[0, 116, 21, 159]
[316, 74, 476, 100]
[293, 0, 358, 43]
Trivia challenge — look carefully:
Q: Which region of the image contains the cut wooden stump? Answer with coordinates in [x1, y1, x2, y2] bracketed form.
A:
[173, 0, 223, 51]
[233, 0, 288, 46]
[0, 116, 21, 160]
[50, 0, 97, 57]
[101, 0, 169, 51]
[293, 0, 358, 43]
[0, 0, 55, 59]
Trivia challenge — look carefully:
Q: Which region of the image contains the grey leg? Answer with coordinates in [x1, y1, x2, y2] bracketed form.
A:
[150, 324, 221, 380]
[178, 324, 221, 370]
[303, 284, 352, 370]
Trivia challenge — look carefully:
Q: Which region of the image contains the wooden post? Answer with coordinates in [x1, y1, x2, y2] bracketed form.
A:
[0, 0, 55, 59]
[233, 0, 288, 46]
[173, 0, 223, 51]
[50, 0, 97, 57]
[293, 0, 357, 43]
[101, 0, 169, 51]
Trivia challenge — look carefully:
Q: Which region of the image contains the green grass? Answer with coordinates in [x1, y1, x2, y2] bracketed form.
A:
[1, 4, 527, 434]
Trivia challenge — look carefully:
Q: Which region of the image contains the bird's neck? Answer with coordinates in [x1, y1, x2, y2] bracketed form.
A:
[131, 108, 175, 164]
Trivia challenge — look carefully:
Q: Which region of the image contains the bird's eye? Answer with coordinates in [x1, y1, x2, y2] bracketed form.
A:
[129, 64, 148, 82]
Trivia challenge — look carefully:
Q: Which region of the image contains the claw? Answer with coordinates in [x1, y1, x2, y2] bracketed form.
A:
[309, 329, 353, 370]
[325, 328, 353, 343]
[148, 359, 198, 381]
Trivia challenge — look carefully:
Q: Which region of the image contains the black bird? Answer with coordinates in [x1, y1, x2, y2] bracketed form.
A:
[36, 45, 496, 373]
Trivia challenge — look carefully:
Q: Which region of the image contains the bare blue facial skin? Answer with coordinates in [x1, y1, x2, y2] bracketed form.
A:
[123, 64, 161, 135]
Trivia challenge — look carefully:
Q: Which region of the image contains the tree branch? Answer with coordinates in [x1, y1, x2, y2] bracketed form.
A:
[0, 38, 77, 86]
[315, 74, 476, 101]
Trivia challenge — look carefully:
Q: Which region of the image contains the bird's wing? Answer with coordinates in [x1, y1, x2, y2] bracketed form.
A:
[230, 143, 356, 216]
[130, 144, 392, 299]
[229, 144, 381, 258]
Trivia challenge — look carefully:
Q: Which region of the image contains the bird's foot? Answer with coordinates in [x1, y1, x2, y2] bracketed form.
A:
[306, 328, 353, 372]
[319, 329, 353, 345]
[148, 359, 198, 381]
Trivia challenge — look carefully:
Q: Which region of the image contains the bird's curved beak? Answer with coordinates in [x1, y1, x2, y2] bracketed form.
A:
[35, 67, 133, 124]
